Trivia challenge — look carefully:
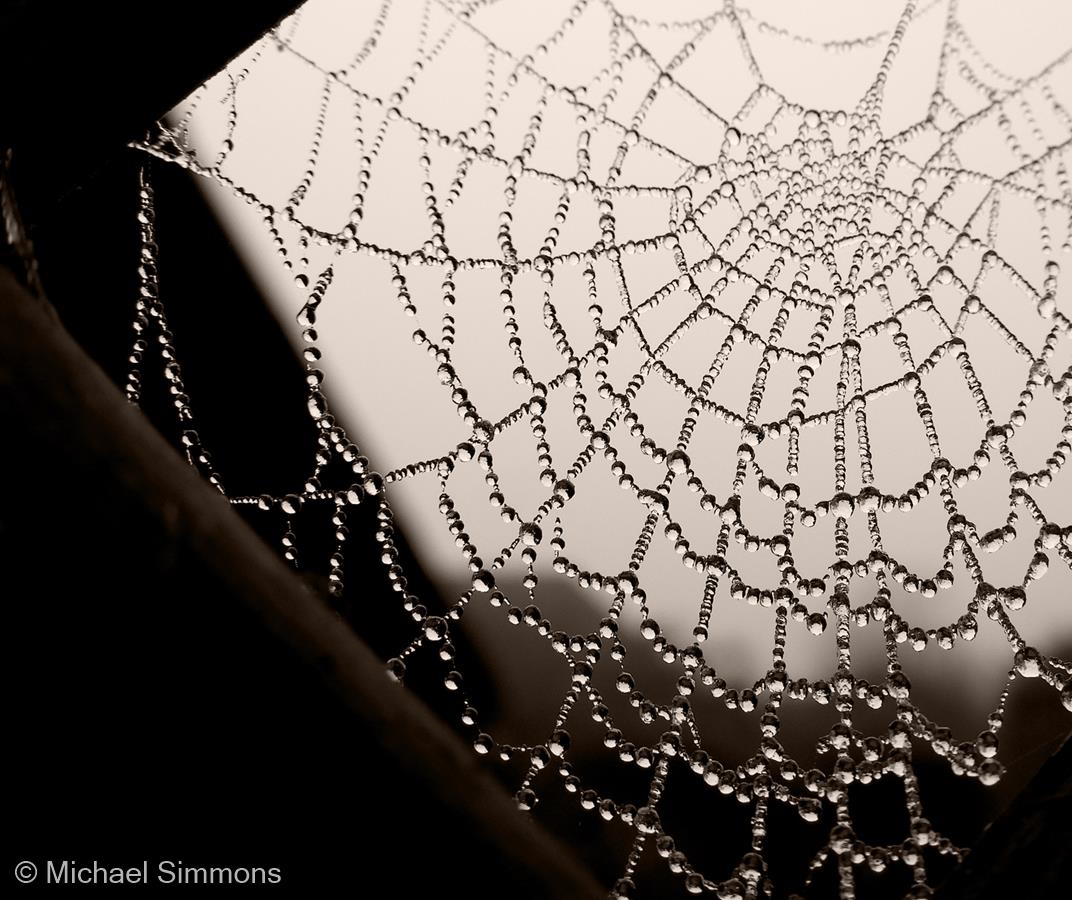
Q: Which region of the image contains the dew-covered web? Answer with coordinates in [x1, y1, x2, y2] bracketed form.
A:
[132, 0, 1072, 897]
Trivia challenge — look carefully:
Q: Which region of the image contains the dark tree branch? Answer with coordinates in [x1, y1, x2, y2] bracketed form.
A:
[0, 263, 607, 899]
[935, 737, 1071, 900]
[0, 1, 300, 225]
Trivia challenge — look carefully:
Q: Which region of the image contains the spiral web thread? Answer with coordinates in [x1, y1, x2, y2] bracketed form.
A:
[130, 0, 1072, 897]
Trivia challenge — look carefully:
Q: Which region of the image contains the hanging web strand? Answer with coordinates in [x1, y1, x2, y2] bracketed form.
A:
[133, 1, 1072, 897]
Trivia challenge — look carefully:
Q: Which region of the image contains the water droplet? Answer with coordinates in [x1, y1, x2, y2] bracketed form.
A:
[887, 671, 911, 699]
[635, 805, 661, 834]
[978, 759, 1004, 786]
[829, 492, 855, 518]
[1014, 646, 1042, 677]
[472, 569, 495, 591]
[548, 729, 571, 756]
[638, 489, 669, 511]
[473, 419, 494, 442]
[306, 392, 328, 419]
[553, 479, 575, 501]
[519, 522, 542, 546]
[424, 615, 448, 641]
[829, 824, 854, 854]
[666, 449, 691, 474]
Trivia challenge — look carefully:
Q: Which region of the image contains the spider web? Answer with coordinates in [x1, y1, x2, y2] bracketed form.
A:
[132, 1, 1072, 897]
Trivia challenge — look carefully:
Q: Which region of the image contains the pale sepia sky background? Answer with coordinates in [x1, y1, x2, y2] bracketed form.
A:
[173, 0, 1071, 750]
